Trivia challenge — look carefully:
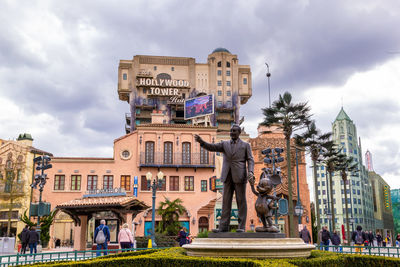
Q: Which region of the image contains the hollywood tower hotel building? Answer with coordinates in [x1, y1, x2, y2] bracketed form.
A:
[118, 47, 252, 132]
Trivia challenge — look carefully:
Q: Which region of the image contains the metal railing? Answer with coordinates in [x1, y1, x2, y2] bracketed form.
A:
[0, 247, 164, 267]
[316, 244, 400, 257]
[140, 152, 215, 168]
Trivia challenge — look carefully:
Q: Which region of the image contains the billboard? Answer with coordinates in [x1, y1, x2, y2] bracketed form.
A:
[184, 94, 214, 120]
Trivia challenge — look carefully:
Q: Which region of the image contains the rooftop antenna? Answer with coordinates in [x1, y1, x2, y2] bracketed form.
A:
[265, 63, 271, 107]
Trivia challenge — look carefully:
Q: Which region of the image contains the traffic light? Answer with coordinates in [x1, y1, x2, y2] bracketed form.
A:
[34, 156, 52, 171]
[261, 148, 272, 155]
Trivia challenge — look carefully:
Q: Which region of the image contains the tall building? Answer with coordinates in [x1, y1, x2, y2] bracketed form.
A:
[317, 108, 375, 234]
[117, 48, 252, 133]
[369, 171, 394, 238]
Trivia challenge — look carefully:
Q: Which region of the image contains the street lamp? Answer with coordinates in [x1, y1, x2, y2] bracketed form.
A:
[146, 171, 164, 248]
[265, 62, 271, 108]
[294, 204, 304, 218]
[295, 147, 303, 225]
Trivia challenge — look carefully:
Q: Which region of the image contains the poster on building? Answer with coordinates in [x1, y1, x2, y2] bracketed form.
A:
[184, 94, 214, 120]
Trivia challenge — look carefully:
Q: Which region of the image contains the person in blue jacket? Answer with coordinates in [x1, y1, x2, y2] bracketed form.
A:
[94, 219, 111, 256]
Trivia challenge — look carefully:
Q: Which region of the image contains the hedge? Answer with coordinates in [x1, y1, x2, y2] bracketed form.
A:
[27, 248, 400, 267]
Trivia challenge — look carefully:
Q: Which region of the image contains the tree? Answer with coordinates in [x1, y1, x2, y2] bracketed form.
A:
[335, 153, 358, 243]
[156, 197, 186, 236]
[295, 121, 331, 243]
[260, 91, 312, 237]
[320, 143, 342, 232]
[20, 209, 57, 247]
[0, 145, 27, 237]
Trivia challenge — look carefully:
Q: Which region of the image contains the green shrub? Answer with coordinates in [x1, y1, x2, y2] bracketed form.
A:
[27, 248, 400, 267]
[135, 233, 178, 248]
[196, 230, 210, 238]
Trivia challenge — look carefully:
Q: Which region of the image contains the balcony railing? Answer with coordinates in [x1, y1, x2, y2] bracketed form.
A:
[139, 152, 215, 168]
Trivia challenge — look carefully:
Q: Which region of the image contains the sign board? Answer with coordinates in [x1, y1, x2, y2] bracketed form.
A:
[278, 198, 288, 215]
[134, 176, 138, 197]
[215, 208, 238, 221]
[83, 188, 126, 198]
[209, 176, 223, 192]
[30, 202, 51, 217]
[184, 94, 214, 120]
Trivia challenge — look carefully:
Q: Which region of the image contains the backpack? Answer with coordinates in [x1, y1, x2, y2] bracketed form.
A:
[321, 230, 330, 242]
[355, 231, 363, 245]
[96, 226, 106, 244]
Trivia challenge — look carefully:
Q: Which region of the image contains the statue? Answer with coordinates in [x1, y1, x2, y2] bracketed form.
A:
[194, 124, 254, 232]
[249, 168, 280, 232]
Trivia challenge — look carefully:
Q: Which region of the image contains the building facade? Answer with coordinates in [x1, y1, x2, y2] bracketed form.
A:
[390, 189, 400, 236]
[316, 108, 375, 234]
[0, 134, 52, 238]
[118, 48, 252, 133]
[369, 171, 394, 238]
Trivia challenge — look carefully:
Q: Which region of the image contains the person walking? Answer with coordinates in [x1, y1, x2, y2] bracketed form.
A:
[118, 223, 134, 250]
[368, 231, 374, 247]
[321, 226, 331, 251]
[300, 225, 311, 244]
[331, 230, 341, 252]
[20, 225, 29, 254]
[94, 220, 110, 256]
[27, 226, 40, 254]
[352, 225, 367, 253]
[376, 232, 383, 247]
[395, 234, 400, 247]
[386, 234, 391, 247]
[178, 227, 188, 247]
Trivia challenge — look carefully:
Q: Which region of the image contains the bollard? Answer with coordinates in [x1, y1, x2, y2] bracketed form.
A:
[147, 239, 152, 248]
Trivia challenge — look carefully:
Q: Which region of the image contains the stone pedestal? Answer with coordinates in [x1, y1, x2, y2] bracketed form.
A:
[183, 237, 315, 258]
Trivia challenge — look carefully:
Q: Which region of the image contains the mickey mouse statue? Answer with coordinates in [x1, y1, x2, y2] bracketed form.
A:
[249, 168, 280, 232]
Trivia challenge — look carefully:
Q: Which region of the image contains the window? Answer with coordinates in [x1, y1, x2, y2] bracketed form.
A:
[141, 176, 150, 191]
[318, 190, 320, 195]
[200, 146, 209, 164]
[182, 142, 191, 164]
[322, 181, 325, 186]
[353, 198, 357, 204]
[170, 176, 179, 191]
[353, 189, 356, 194]
[358, 199, 361, 204]
[340, 135, 345, 139]
[323, 199, 326, 204]
[321, 173, 325, 177]
[354, 149, 357, 154]
[317, 181, 320, 186]
[332, 189, 335, 194]
[201, 180, 207, 192]
[154, 66, 157, 71]
[143, 99, 147, 105]
[226, 70, 231, 76]
[87, 175, 97, 190]
[217, 70, 222, 76]
[217, 61, 221, 67]
[226, 81, 231, 86]
[103, 175, 113, 190]
[354, 208, 357, 214]
[227, 101, 232, 107]
[226, 62, 230, 67]
[227, 91, 231, 96]
[184, 176, 194, 191]
[217, 80, 222, 86]
[321, 166, 325, 170]
[54, 175, 65, 190]
[164, 142, 173, 164]
[123, 73, 127, 80]
[357, 190, 360, 195]
[343, 148, 347, 152]
[171, 67, 175, 71]
[318, 199, 321, 204]
[243, 78, 247, 84]
[145, 141, 155, 164]
[217, 101, 222, 107]
[349, 136, 353, 140]
[71, 175, 81, 191]
[322, 190, 326, 195]
[120, 175, 131, 191]
[218, 90, 222, 96]
[160, 176, 166, 191]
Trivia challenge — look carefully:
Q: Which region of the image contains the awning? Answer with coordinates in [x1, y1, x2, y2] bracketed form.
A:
[56, 196, 149, 226]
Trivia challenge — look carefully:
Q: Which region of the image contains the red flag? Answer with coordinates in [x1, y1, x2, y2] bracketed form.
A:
[342, 224, 346, 240]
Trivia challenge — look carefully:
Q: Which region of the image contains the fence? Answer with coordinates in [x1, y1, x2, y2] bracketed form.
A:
[316, 244, 400, 257]
[0, 247, 163, 267]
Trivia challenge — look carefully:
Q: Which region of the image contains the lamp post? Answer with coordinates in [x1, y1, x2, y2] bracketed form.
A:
[295, 147, 303, 225]
[146, 171, 164, 248]
[265, 62, 271, 108]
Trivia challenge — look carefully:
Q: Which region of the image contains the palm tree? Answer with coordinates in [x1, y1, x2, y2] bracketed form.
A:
[335, 153, 358, 243]
[295, 121, 331, 243]
[261, 91, 312, 237]
[156, 197, 186, 235]
[320, 143, 342, 232]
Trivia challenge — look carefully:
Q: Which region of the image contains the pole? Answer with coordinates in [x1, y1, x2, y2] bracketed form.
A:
[36, 158, 45, 243]
[151, 179, 157, 248]
[271, 149, 278, 225]
[265, 63, 271, 108]
[325, 169, 332, 232]
[295, 148, 302, 224]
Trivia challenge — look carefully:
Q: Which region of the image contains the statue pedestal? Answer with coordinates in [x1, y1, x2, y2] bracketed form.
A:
[208, 232, 285, 238]
[183, 236, 315, 258]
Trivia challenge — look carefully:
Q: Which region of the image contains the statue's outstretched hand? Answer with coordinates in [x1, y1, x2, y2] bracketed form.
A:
[194, 134, 203, 144]
[247, 172, 255, 185]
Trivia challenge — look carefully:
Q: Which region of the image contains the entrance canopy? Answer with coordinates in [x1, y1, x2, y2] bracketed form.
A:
[56, 196, 149, 226]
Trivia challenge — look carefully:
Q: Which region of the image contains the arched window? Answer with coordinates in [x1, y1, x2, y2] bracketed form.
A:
[123, 73, 127, 80]
[200, 146, 209, 164]
[217, 61, 222, 67]
[226, 61, 230, 68]
[164, 142, 173, 164]
[182, 142, 191, 164]
[145, 141, 155, 164]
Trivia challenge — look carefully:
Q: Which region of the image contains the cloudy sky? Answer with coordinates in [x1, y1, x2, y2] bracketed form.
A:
[1, 1, 399, 190]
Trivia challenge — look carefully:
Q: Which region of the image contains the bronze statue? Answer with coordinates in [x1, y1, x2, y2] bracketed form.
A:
[194, 124, 254, 232]
[249, 168, 280, 232]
